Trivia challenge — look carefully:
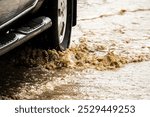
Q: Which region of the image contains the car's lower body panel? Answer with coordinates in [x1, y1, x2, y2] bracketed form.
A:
[0, 16, 52, 56]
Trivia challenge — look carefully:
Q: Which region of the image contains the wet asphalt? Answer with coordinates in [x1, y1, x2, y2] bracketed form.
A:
[0, 0, 150, 100]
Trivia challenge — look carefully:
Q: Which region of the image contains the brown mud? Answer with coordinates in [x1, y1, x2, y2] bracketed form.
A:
[12, 39, 127, 70]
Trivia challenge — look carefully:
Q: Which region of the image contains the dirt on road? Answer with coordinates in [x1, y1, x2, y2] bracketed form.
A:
[0, 0, 150, 99]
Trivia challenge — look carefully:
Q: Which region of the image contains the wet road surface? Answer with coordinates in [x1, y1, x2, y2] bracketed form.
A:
[0, 0, 150, 99]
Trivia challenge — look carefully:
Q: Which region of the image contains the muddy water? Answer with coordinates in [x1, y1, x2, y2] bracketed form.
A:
[0, 0, 150, 99]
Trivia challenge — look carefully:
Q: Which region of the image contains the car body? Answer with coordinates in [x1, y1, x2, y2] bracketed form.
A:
[0, 0, 77, 55]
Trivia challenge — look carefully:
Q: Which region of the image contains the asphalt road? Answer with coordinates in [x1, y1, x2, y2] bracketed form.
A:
[0, 0, 150, 99]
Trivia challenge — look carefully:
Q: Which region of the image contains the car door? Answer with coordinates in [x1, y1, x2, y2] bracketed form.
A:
[0, 0, 20, 27]
[19, 0, 37, 12]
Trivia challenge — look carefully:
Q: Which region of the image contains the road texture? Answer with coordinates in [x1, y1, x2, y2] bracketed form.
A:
[0, 0, 150, 99]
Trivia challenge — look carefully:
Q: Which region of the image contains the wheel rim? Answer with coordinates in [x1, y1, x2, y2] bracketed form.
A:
[58, 0, 67, 44]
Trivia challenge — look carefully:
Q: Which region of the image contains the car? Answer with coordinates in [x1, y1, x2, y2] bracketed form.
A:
[0, 0, 77, 56]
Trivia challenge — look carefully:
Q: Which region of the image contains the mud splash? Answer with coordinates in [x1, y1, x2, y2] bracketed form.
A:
[13, 39, 127, 70]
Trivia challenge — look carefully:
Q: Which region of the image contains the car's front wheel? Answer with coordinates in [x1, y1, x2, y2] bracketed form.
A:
[41, 0, 73, 50]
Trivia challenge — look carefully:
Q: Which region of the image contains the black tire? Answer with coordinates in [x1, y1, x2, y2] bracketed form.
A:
[41, 0, 73, 50]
